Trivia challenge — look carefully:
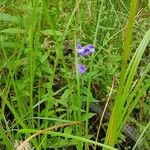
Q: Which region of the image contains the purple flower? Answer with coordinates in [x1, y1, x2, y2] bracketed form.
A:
[78, 64, 87, 74]
[76, 43, 95, 56]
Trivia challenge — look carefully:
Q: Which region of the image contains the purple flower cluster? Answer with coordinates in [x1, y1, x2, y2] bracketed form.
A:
[77, 42, 95, 74]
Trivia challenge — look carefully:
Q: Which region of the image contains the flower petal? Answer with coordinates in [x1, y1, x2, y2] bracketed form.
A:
[76, 43, 85, 53]
[78, 64, 87, 74]
[85, 44, 95, 53]
[80, 48, 91, 56]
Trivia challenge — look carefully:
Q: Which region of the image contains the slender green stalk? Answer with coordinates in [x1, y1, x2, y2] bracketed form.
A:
[75, 39, 83, 150]
[132, 121, 150, 150]
[74, 2, 83, 149]
[38, 79, 41, 142]
[28, 0, 39, 128]
[85, 1, 105, 150]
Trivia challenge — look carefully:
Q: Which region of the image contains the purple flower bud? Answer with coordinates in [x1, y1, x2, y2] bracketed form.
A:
[78, 64, 87, 74]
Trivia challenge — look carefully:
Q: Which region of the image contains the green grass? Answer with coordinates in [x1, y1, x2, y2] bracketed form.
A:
[0, 0, 150, 150]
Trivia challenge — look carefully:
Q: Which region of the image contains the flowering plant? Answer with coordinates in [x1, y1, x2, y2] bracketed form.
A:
[76, 42, 95, 74]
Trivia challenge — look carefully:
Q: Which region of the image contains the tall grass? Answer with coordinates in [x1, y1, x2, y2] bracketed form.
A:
[104, 0, 150, 148]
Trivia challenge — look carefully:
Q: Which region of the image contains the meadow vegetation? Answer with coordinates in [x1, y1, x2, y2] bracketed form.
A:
[0, 0, 150, 150]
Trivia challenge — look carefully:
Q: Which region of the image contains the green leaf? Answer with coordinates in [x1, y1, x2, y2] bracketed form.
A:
[0, 13, 19, 23]
[81, 113, 96, 121]
[18, 129, 38, 133]
[48, 138, 77, 148]
[64, 127, 72, 135]
[2, 41, 16, 48]
[0, 28, 25, 34]
[40, 51, 50, 63]
[40, 29, 62, 36]
[59, 89, 71, 107]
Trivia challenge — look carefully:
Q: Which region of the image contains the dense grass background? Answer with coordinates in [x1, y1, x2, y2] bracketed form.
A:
[0, 0, 150, 150]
